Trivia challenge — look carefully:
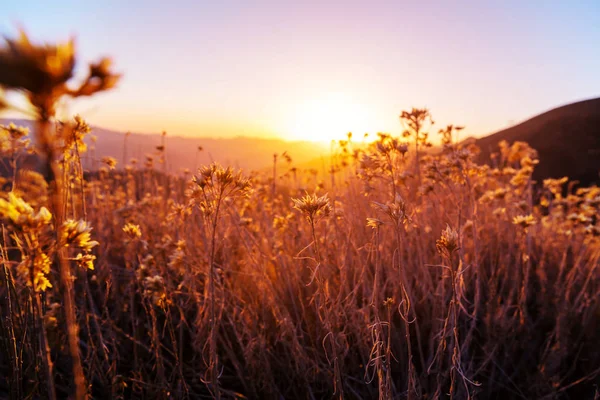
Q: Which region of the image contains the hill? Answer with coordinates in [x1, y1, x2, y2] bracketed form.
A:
[0, 119, 329, 173]
[476, 97, 600, 185]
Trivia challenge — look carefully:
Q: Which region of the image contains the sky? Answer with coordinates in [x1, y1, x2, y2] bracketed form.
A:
[1, 0, 599, 142]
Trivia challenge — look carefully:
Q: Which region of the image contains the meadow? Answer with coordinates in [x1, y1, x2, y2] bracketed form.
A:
[0, 32, 599, 400]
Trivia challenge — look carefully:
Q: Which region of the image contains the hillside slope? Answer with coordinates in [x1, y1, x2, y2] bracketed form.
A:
[0, 119, 328, 173]
[476, 97, 600, 185]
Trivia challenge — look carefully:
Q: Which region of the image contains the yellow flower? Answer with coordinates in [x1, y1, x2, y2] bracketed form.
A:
[0, 192, 52, 228]
[74, 252, 96, 270]
[1, 123, 29, 140]
[61, 219, 99, 251]
[17, 251, 52, 292]
[123, 223, 142, 240]
[366, 217, 384, 229]
[512, 214, 536, 229]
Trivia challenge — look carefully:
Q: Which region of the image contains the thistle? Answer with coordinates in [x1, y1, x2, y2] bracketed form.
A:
[292, 192, 332, 224]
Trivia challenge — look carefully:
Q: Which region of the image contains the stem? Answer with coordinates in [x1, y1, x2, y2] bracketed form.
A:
[310, 217, 343, 399]
[1, 252, 21, 400]
[34, 291, 56, 400]
[38, 119, 87, 400]
[208, 189, 223, 400]
[272, 154, 277, 201]
[394, 225, 414, 400]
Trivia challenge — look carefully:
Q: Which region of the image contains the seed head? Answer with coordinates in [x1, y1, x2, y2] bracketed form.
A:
[436, 224, 459, 258]
[292, 192, 332, 223]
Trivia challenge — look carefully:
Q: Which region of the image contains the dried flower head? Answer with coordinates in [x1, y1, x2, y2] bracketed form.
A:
[292, 192, 332, 223]
[366, 217, 384, 229]
[0, 30, 75, 95]
[0, 30, 120, 119]
[101, 156, 117, 170]
[436, 224, 459, 258]
[189, 163, 251, 218]
[513, 214, 536, 229]
[371, 194, 408, 225]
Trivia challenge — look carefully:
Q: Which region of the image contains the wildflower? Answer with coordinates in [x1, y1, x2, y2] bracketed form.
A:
[0, 192, 52, 228]
[383, 297, 395, 307]
[17, 250, 52, 292]
[60, 219, 99, 251]
[493, 207, 506, 216]
[520, 156, 539, 168]
[143, 275, 168, 307]
[512, 214, 536, 229]
[543, 177, 568, 197]
[366, 217, 384, 229]
[359, 153, 379, 171]
[584, 225, 600, 236]
[0, 30, 120, 120]
[73, 252, 96, 270]
[0, 30, 75, 94]
[292, 192, 331, 223]
[1, 123, 28, 140]
[168, 240, 186, 270]
[122, 223, 142, 240]
[167, 203, 191, 221]
[101, 156, 117, 170]
[61, 115, 91, 153]
[371, 194, 408, 225]
[273, 215, 290, 230]
[396, 142, 409, 155]
[189, 163, 251, 218]
[436, 224, 459, 258]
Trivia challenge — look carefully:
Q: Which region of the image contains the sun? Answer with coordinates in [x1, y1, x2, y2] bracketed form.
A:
[283, 93, 374, 143]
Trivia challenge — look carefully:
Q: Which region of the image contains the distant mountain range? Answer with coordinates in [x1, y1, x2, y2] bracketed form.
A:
[2, 97, 600, 183]
[0, 119, 329, 173]
[476, 97, 600, 185]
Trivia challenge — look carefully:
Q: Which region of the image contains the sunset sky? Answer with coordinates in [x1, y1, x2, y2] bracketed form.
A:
[1, 0, 599, 142]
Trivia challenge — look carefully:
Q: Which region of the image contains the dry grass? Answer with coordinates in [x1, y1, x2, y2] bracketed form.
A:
[0, 31, 599, 400]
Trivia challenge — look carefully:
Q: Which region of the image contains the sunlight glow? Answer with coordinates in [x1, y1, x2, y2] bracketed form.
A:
[283, 93, 375, 142]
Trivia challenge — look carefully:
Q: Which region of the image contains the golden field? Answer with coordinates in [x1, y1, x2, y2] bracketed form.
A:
[0, 32, 599, 400]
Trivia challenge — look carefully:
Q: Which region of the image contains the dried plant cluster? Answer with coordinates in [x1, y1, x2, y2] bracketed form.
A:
[0, 31, 599, 400]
